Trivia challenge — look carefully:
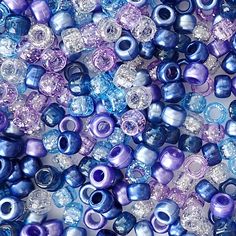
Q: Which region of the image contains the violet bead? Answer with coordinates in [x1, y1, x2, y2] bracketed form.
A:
[79, 133, 96, 156]
[112, 181, 131, 206]
[3, 0, 28, 14]
[151, 163, 174, 185]
[25, 138, 47, 158]
[151, 214, 169, 234]
[25, 91, 48, 112]
[0, 111, 8, 132]
[59, 115, 83, 133]
[31, 0, 51, 23]
[42, 219, 63, 236]
[208, 40, 231, 58]
[20, 224, 46, 236]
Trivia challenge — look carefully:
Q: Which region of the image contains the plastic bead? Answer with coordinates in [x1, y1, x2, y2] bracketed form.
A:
[204, 102, 227, 124]
[25, 138, 47, 158]
[174, 14, 196, 34]
[150, 214, 169, 234]
[219, 178, 236, 200]
[7, 160, 22, 183]
[0, 157, 12, 183]
[202, 143, 222, 166]
[182, 113, 204, 135]
[0, 136, 23, 158]
[42, 129, 60, 154]
[64, 202, 83, 226]
[20, 224, 46, 236]
[152, 162, 174, 185]
[42, 219, 63, 236]
[164, 125, 181, 144]
[3, 0, 28, 14]
[185, 41, 209, 62]
[182, 92, 206, 113]
[214, 219, 236, 236]
[214, 75, 232, 98]
[63, 165, 85, 188]
[222, 52, 236, 74]
[79, 183, 96, 205]
[202, 123, 225, 143]
[134, 220, 154, 236]
[127, 183, 151, 201]
[10, 178, 34, 199]
[112, 181, 131, 206]
[168, 218, 187, 236]
[208, 40, 231, 58]
[64, 227, 87, 236]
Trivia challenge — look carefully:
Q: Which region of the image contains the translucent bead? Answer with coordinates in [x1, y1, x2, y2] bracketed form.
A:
[191, 77, 214, 97]
[42, 129, 60, 154]
[52, 186, 77, 208]
[0, 81, 18, 106]
[91, 141, 112, 162]
[108, 127, 126, 146]
[126, 86, 152, 110]
[182, 92, 206, 113]
[69, 96, 94, 117]
[101, 0, 125, 16]
[0, 35, 17, 57]
[26, 91, 48, 112]
[182, 113, 204, 135]
[121, 110, 146, 136]
[98, 18, 122, 42]
[28, 24, 54, 49]
[61, 28, 85, 54]
[48, 0, 72, 13]
[72, 0, 97, 13]
[149, 181, 170, 201]
[192, 24, 210, 41]
[204, 55, 219, 74]
[74, 11, 92, 27]
[228, 157, 236, 175]
[168, 188, 188, 208]
[206, 163, 229, 185]
[201, 123, 225, 143]
[52, 154, 74, 171]
[63, 202, 83, 226]
[175, 172, 195, 192]
[131, 16, 157, 42]
[204, 102, 227, 124]
[219, 138, 236, 160]
[56, 88, 74, 108]
[1, 59, 27, 84]
[26, 189, 52, 215]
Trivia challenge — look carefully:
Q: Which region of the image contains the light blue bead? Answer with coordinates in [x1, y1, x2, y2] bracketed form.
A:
[64, 226, 87, 236]
[182, 92, 206, 113]
[225, 120, 236, 137]
[17, 83, 27, 94]
[204, 102, 227, 123]
[0, 35, 17, 57]
[47, 0, 72, 13]
[229, 157, 236, 175]
[90, 73, 112, 96]
[42, 129, 60, 154]
[101, 0, 125, 16]
[108, 127, 126, 146]
[74, 11, 92, 27]
[24, 212, 47, 225]
[219, 138, 236, 160]
[63, 202, 83, 226]
[134, 220, 154, 236]
[69, 96, 95, 117]
[52, 186, 77, 208]
[92, 141, 112, 162]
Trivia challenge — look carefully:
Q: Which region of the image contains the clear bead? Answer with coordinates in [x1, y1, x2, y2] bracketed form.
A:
[72, 0, 97, 13]
[63, 202, 83, 226]
[26, 189, 52, 215]
[101, 0, 126, 16]
[219, 138, 236, 160]
[168, 188, 188, 208]
[204, 55, 219, 74]
[182, 113, 204, 136]
[42, 129, 60, 154]
[0, 35, 17, 57]
[52, 154, 74, 171]
[107, 127, 126, 146]
[92, 141, 112, 162]
[192, 24, 210, 41]
[175, 172, 195, 192]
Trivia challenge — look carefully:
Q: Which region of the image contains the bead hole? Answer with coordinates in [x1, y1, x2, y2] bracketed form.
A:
[208, 107, 221, 120]
[177, 0, 190, 12]
[93, 170, 104, 182]
[110, 146, 121, 157]
[65, 120, 76, 131]
[122, 120, 138, 135]
[159, 8, 171, 20]
[27, 227, 41, 236]
[158, 212, 170, 222]
[217, 195, 229, 205]
[59, 136, 68, 150]
[91, 192, 103, 204]
[1, 202, 11, 214]
[166, 66, 178, 80]
[37, 169, 53, 185]
[225, 184, 236, 195]
[97, 121, 110, 134]
[187, 43, 198, 55]
[119, 40, 131, 51]
[90, 212, 101, 224]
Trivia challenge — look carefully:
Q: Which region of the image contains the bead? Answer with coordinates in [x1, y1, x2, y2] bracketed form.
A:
[168, 218, 187, 236]
[78, 156, 98, 177]
[3, 0, 28, 14]
[0, 157, 12, 183]
[150, 214, 169, 234]
[91, 141, 111, 162]
[229, 100, 236, 121]
[127, 0, 146, 7]
[150, 180, 170, 201]
[63, 165, 85, 188]
[64, 62, 88, 80]
[0, 111, 8, 132]
[174, 0, 195, 14]
[20, 156, 41, 178]
[164, 125, 180, 144]
[229, 156, 236, 175]
[196, 0, 218, 9]
[79, 183, 96, 205]
[127, 183, 151, 201]
[139, 42, 155, 60]
[162, 105, 187, 127]
[219, 178, 236, 200]
[174, 172, 195, 192]
[25, 138, 47, 158]
[214, 75, 231, 98]
[154, 199, 180, 225]
[202, 143, 222, 166]
[64, 202, 83, 226]
[204, 102, 227, 124]
[0, 136, 23, 158]
[206, 163, 229, 185]
[222, 52, 236, 74]
[7, 160, 22, 183]
[185, 41, 209, 62]
[134, 220, 154, 236]
[31, 0, 51, 23]
[64, 227, 87, 236]
[25, 91, 48, 112]
[0, 196, 24, 221]
[202, 123, 225, 143]
[147, 102, 164, 124]
[97, 229, 116, 236]
[84, 208, 107, 230]
[42, 219, 63, 236]
[182, 92, 206, 113]
[42, 129, 60, 154]
[192, 25, 210, 42]
[174, 14, 196, 34]
[214, 219, 236, 236]
[0, 222, 21, 235]
[182, 113, 204, 135]
[195, 179, 218, 203]
[20, 224, 46, 236]
[112, 181, 131, 206]
[210, 193, 234, 218]
[10, 178, 34, 199]
[131, 199, 155, 220]
[208, 40, 231, 58]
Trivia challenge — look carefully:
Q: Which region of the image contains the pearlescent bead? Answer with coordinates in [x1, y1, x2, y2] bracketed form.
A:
[214, 219, 236, 236]
[10, 178, 34, 199]
[219, 178, 236, 200]
[168, 218, 187, 236]
[0, 136, 23, 158]
[31, 0, 51, 23]
[202, 123, 225, 143]
[64, 202, 83, 226]
[204, 102, 227, 124]
[59, 115, 82, 133]
[64, 227, 87, 236]
[3, 0, 28, 14]
[202, 143, 222, 166]
[195, 0, 218, 9]
[174, 14, 196, 34]
[182, 92, 206, 113]
[215, 74, 232, 98]
[147, 102, 164, 124]
[20, 224, 46, 236]
[0, 157, 12, 183]
[152, 163, 174, 185]
[63, 165, 85, 188]
[134, 220, 154, 236]
[25, 138, 47, 157]
[112, 181, 131, 206]
[127, 183, 151, 201]
[84, 208, 107, 230]
[42, 219, 63, 236]
[7, 160, 21, 183]
[79, 183, 96, 205]
[208, 40, 231, 58]
[79, 156, 98, 177]
[42, 129, 60, 154]
[222, 52, 236, 74]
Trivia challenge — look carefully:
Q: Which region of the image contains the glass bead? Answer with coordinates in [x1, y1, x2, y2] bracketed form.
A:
[201, 123, 225, 143]
[108, 127, 126, 146]
[181, 113, 204, 135]
[182, 92, 206, 113]
[192, 24, 210, 41]
[61, 28, 85, 54]
[204, 55, 219, 74]
[69, 96, 94, 117]
[174, 172, 195, 192]
[28, 24, 55, 49]
[126, 86, 152, 110]
[0, 81, 18, 106]
[52, 186, 77, 208]
[149, 180, 170, 201]
[74, 11, 92, 27]
[0, 184, 10, 200]
[48, 0, 72, 13]
[79, 133, 96, 156]
[52, 154, 74, 171]
[168, 188, 187, 208]
[72, 0, 97, 13]
[92, 141, 112, 162]
[219, 138, 236, 159]
[26, 91, 48, 112]
[0, 35, 17, 57]
[121, 110, 146, 136]
[42, 129, 60, 154]
[98, 18, 122, 42]
[0, 3, 10, 29]
[63, 202, 83, 226]
[26, 189, 52, 215]
[204, 102, 227, 124]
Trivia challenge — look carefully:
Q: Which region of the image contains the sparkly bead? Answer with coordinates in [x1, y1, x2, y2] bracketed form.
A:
[19, 41, 42, 63]
[150, 181, 170, 201]
[168, 188, 188, 208]
[101, 0, 125, 16]
[0, 35, 17, 57]
[0, 111, 9, 132]
[107, 127, 126, 146]
[204, 102, 227, 124]
[201, 123, 225, 143]
[219, 138, 236, 159]
[204, 55, 220, 74]
[91, 141, 111, 162]
[42, 129, 60, 153]
[182, 113, 204, 135]
[174, 172, 195, 192]
[25, 91, 48, 112]
[192, 24, 210, 41]
[202, 143, 222, 166]
[64, 202, 83, 226]
[26, 189, 52, 215]
[0, 81, 18, 106]
[78, 133, 96, 157]
[52, 154, 74, 171]
[72, 0, 97, 13]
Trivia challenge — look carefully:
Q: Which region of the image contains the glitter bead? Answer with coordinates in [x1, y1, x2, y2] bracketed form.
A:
[150, 181, 170, 201]
[0, 81, 18, 106]
[182, 113, 204, 135]
[174, 172, 195, 192]
[168, 188, 187, 208]
[219, 138, 236, 160]
[92, 141, 112, 162]
[72, 0, 97, 13]
[56, 88, 74, 108]
[19, 41, 42, 63]
[204, 55, 220, 74]
[107, 127, 126, 146]
[42, 129, 60, 154]
[191, 77, 214, 97]
[192, 24, 210, 41]
[26, 189, 52, 215]
[201, 123, 225, 143]
[52, 154, 74, 171]
[79, 133, 96, 156]
[101, 0, 125, 16]
[206, 163, 229, 185]
[0, 35, 17, 57]
[204, 102, 227, 124]
[26, 91, 48, 112]
[63, 202, 83, 226]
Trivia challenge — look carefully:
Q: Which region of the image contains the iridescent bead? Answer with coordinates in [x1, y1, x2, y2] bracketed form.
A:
[42, 129, 60, 154]
[26, 189, 52, 215]
[219, 138, 236, 160]
[52, 154, 74, 171]
[121, 110, 146, 136]
[25, 91, 48, 112]
[41, 49, 67, 72]
[72, 0, 97, 13]
[3, 0, 28, 14]
[126, 86, 152, 110]
[28, 24, 55, 49]
[204, 102, 227, 124]
[39, 72, 66, 97]
[56, 88, 74, 108]
[208, 39, 231, 58]
[182, 113, 204, 135]
[107, 127, 126, 146]
[0, 35, 17, 57]
[64, 202, 83, 226]
[0, 81, 18, 106]
[92, 141, 112, 162]
[192, 24, 210, 42]
[19, 41, 42, 63]
[90, 73, 111, 96]
[174, 172, 195, 192]
[206, 163, 229, 185]
[168, 188, 188, 208]
[79, 133, 96, 156]
[201, 123, 225, 143]
[52, 186, 77, 208]
[150, 181, 170, 201]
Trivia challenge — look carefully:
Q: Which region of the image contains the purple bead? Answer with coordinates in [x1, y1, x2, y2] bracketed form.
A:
[25, 91, 48, 112]
[108, 144, 133, 169]
[160, 146, 185, 171]
[59, 115, 83, 133]
[168, 188, 188, 208]
[201, 123, 225, 143]
[147, 84, 161, 102]
[151, 163, 174, 185]
[31, 0, 51, 23]
[89, 113, 115, 139]
[0, 81, 18, 106]
[83, 208, 107, 230]
[20, 224, 46, 236]
[191, 76, 214, 97]
[89, 165, 116, 189]
[25, 138, 47, 158]
[3, 0, 28, 14]
[208, 40, 231, 58]
[42, 219, 63, 236]
[0, 111, 8, 132]
[210, 193, 234, 218]
[184, 62, 208, 85]
[56, 88, 74, 108]
[149, 180, 170, 201]
[112, 181, 131, 206]
[150, 214, 169, 234]
[79, 133, 96, 156]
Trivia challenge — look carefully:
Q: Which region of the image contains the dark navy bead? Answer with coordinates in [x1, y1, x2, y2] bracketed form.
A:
[58, 131, 82, 155]
[113, 212, 136, 235]
[68, 73, 91, 96]
[176, 34, 191, 53]
[25, 65, 46, 90]
[41, 103, 65, 127]
[3, 121, 24, 138]
[195, 0, 218, 10]
[20, 155, 42, 178]
[222, 52, 236, 74]
[154, 47, 179, 61]
[7, 161, 22, 183]
[175, 0, 195, 14]
[178, 134, 202, 153]
[97, 229, 117, 236]
[153, 28, 179, 49]
[78, 156, 98, 177]
[63, 165, 85, 188]
[147, 102, 164, 124]
[231, 33, 236, 53]
[214, 75, 232, 98]
[219, 178, 236, 200]
[220, 1, 236, 20]
[127, 183, 151, 201]
[157, 62, 181, 83]
[102, 200, 122, 220]
[139, 41, 155, 60]
[9, 178, 34, 198]
[134, 220, 154, 236]
[163, 125, 180, 144]
[132, 133, 143, 144]
[168, 218, 187, 236]
[134, 69, 152, 86]
[202, 143, 222, 166]
[0, 157, 12, 183]
[225, 120, 236, 137]
[185, 41, 209, 62]
[174, 14, 196, 34]
[229, 100, 236, 121]
[0, 136, 23, 158]
[64, 62, 89, 80]
[214, 219, 236, 236]
[195, 179, 218, 202]
[161, 82, 185, 103]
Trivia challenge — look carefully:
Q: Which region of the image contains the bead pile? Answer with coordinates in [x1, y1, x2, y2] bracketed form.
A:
[1, 0, 236, 235]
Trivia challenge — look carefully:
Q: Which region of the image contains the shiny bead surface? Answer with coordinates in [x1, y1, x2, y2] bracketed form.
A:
[134, 220, 154, 236]
[202, 143, 222, 166]
[185, 41, 209, 62]
[127, 183, 151, 201]
[31, 0, 51, 23]
[204, 102, 227, 124]
[182, 92, 206, 113]
[152, 162, 174, 185]
[214, 75, 232, 98]
[64, 202, 83, 226]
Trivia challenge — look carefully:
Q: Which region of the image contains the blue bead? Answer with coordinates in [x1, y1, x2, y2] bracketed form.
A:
[195, 179, 218, 202]
[154, 47, 179, 61]
[195, 0, 218, 10]
[134, 69, 152, 86]
[222, 52, 236, 74]
[20, 156, 42, 178]
[78, 156, 98, 177]
[182, 92, 206, 113]
[102, 200, 122, 220]
[41, 103, 65, 127]
[226, 120, 236, 137]
[24, 212, 47, 224]
[231, 33, 236, 53]
[174, 14, 196, 34]
[168, 218, 187, 236]
[219, 178, 236, 200]
[175, 0, 195, 14]
[127, 183, 151, 201]
[115, 35, 139, 61]
[185, 41, 209, 62]
[176, 34, 191, 53]
[161, 82, 186, 103]
[42, 129, 60, 154]
[214, 219, 236, 236]
[58, 131, 82, 155]
[202, 143, 222, 166]
[154, 199, 180, 225]
[153, 28, 178, 49]
[0, 3, 10, 29]
[204, 102, 227, 124]
[139, 41, 155, 60]
[64, 62, 88, 80]
[97, 229, 116, 236]
[229, 100, 236, 121]
[178, 134, 202, 153]
[9, 179, 34, 199]
[68, 73, 91, 96]
[219, 138, 236, 160]
[0, 136, 23, 158]
[113, 212, 136, 235]
[0, 222, 21, 235]
[63, 165, 85, 188]
[147, 102, 164, 124]
[0, 157, 12, 183]
[91, 73, 112, 97]
[64, 227, 87, 236]
[79, 183, 96, 205]
[134, 220, 154, 236]
[214, 75, 231, 98]
[25, 65, 45, 90]
[164, 125, 180, 144]
[220, 1, 236, 20]
[157, 62, 181, 83]
[7, 161, 22, 183]
[64, 202, 83, 226]
[101, 0, 125, 16]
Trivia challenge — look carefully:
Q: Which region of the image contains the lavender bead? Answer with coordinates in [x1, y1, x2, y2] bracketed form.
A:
[112, 181, 131, 206]
[3, 0, 28, 13]
[59, 115, 83, 133]
[25, 138, 47, 158]
[208, 40, 231, 58]
[79, 133, 96, 156]
[150, 180, 170, 201]
[31, 0, 51, 23]
[160, 146, 185, 171]
[26, 91, 48, 112]
[42, 220, 63, 236]
[202, 123, 225, 143]
[151, 163, 174, 185]
[20, 224, 46, 236]
[210, 193, 234, 218]
[150, 214, 169, 234]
